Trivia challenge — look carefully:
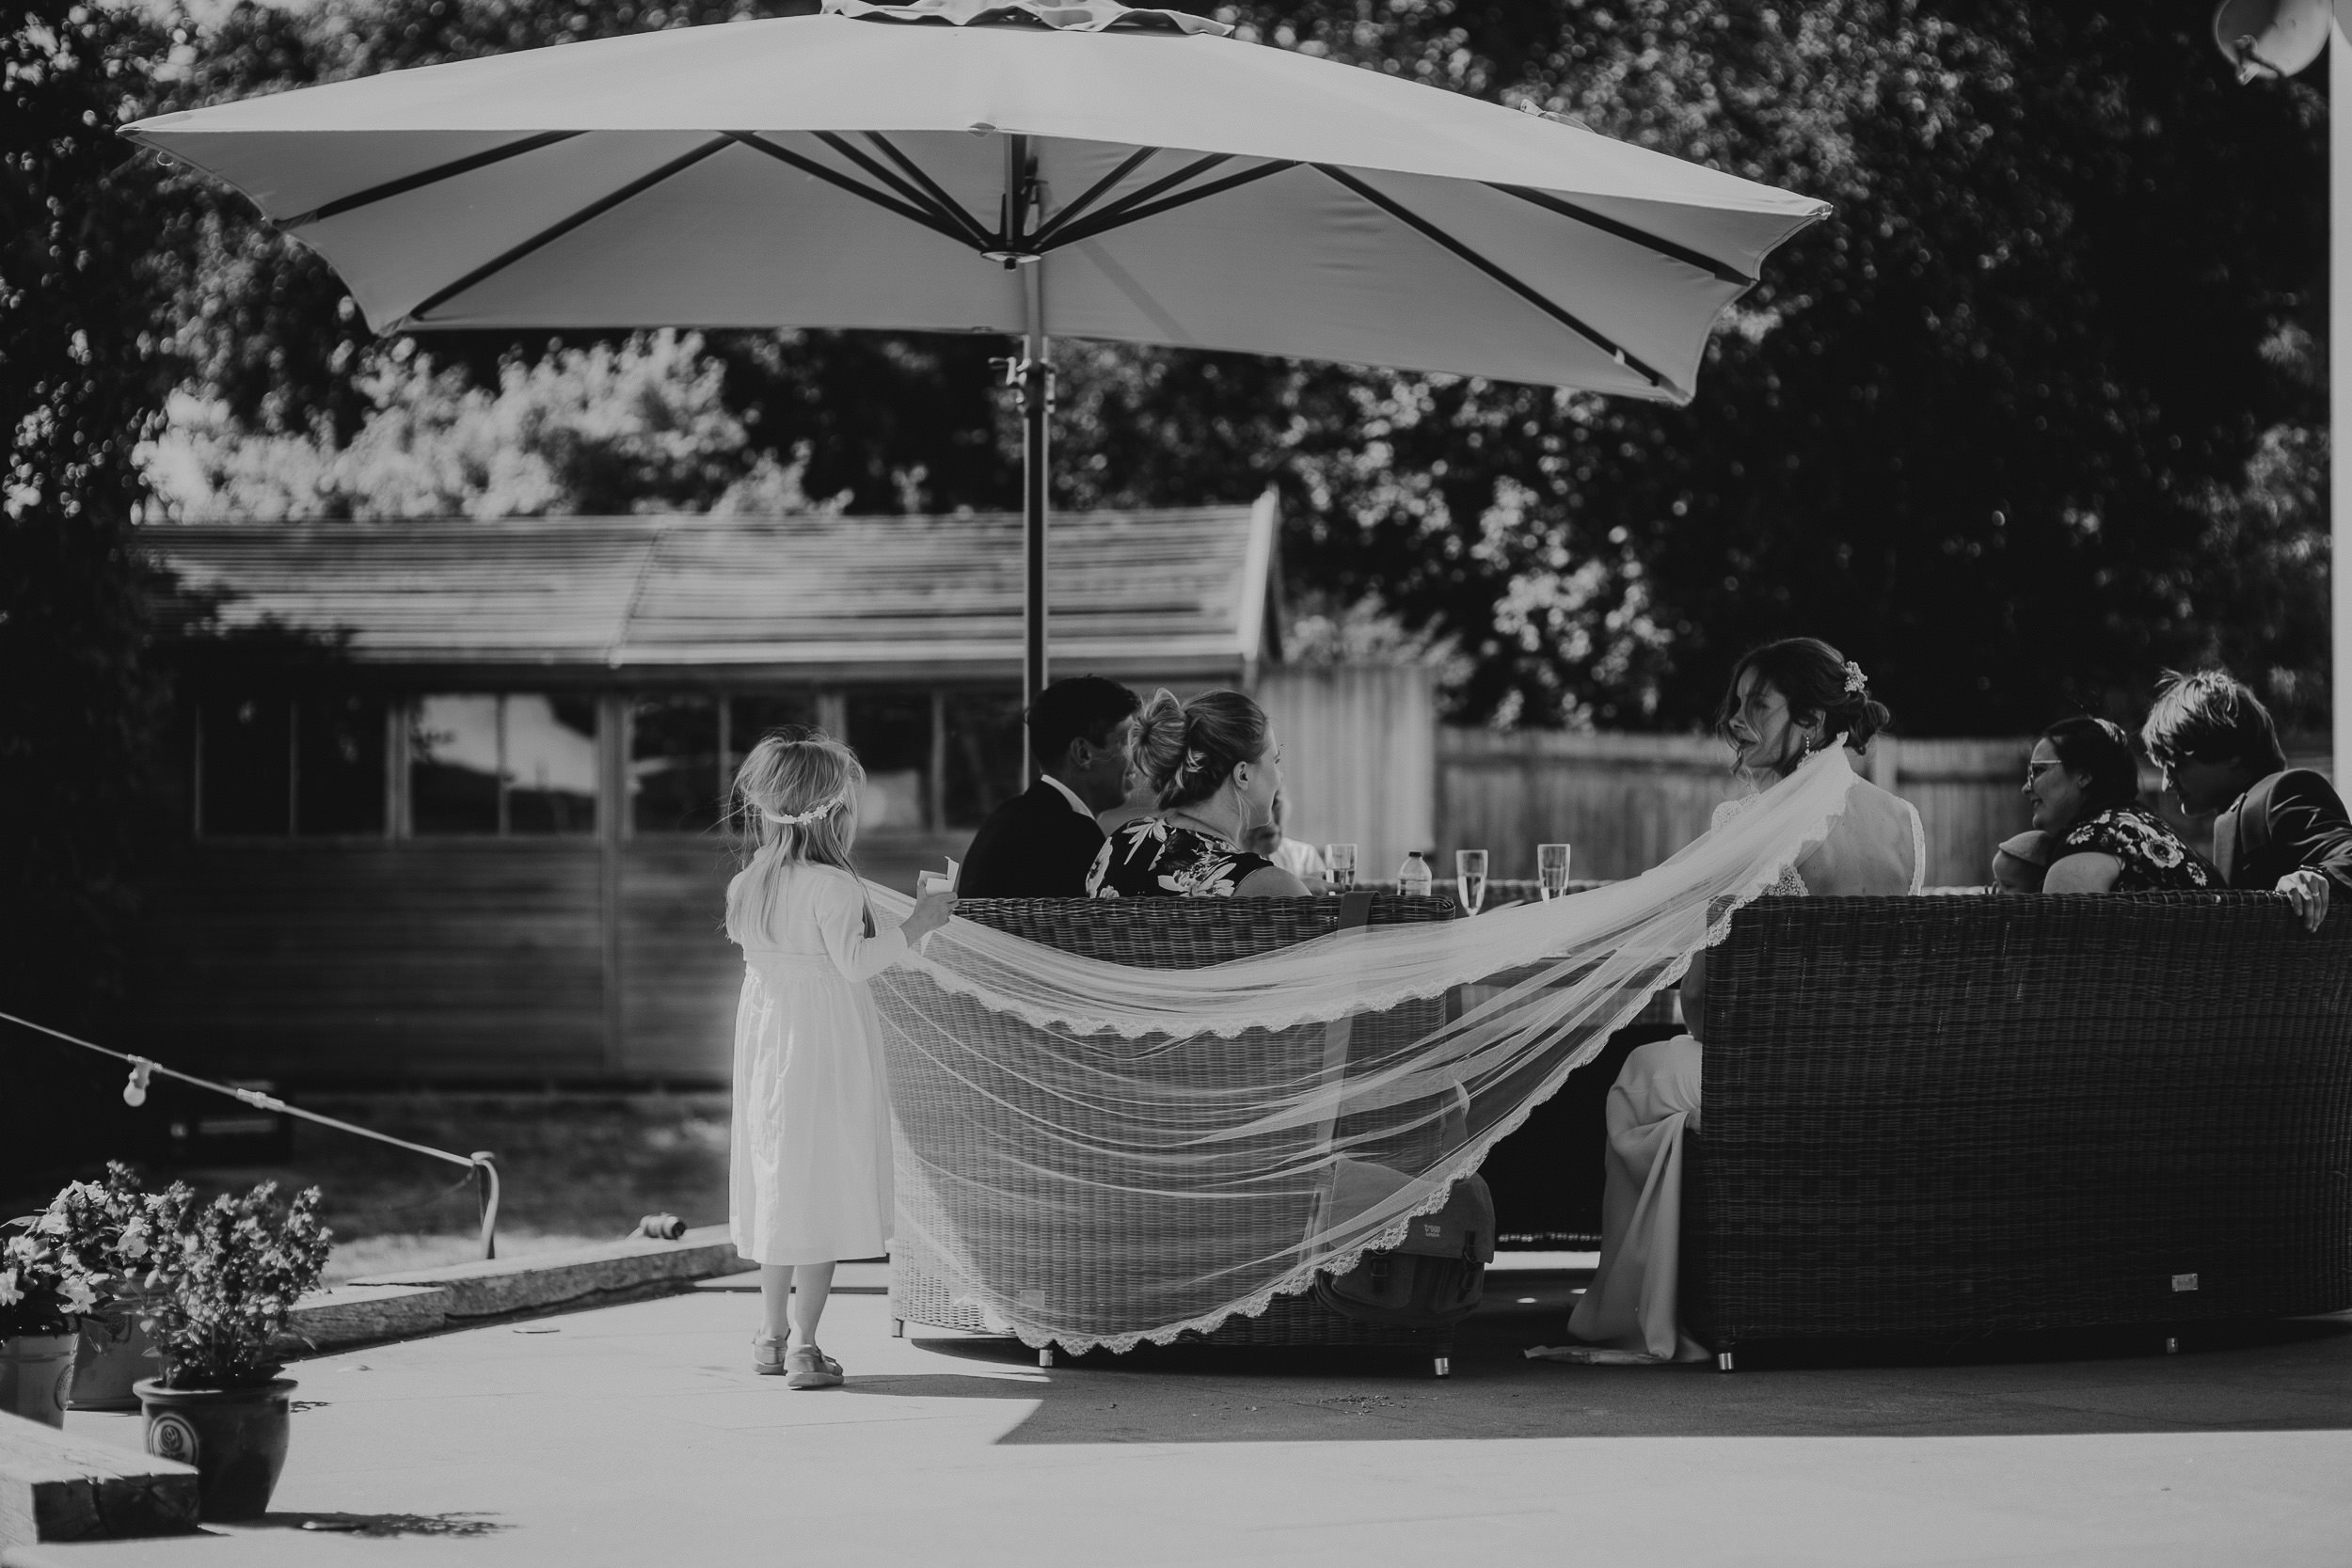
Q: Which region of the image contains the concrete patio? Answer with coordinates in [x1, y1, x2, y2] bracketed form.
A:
[8, 1275, 2349, 1568]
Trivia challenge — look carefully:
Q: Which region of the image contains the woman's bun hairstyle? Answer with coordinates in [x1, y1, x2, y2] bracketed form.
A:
[2040, 715, 2141, 814]
[1128, 688, 1272, 812]
[1715, 637, 1890, 755]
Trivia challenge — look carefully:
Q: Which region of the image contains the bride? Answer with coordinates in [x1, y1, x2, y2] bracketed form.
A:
[1545, 637, 1925, 1364]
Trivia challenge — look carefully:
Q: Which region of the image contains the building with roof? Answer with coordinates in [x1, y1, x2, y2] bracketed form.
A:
[135, 500, 1433, 1086]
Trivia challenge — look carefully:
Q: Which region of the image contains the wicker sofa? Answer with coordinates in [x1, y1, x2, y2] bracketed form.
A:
[875, 893, 1465, 1371]
[1687, 892, 2352, 1365]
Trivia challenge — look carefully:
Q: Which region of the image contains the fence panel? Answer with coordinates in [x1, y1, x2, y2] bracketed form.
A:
[1436, 731, 2048, 890]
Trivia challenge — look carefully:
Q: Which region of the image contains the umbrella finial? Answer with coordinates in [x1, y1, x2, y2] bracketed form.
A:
[823, 0, 1233, 35]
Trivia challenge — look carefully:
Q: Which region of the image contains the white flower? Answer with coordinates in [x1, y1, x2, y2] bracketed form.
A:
[0, 1270, 20, 1307]
[60, 1278, 98, 1315]
[118, 1221, 150, 1260]
[34, 1212, 68, 1237]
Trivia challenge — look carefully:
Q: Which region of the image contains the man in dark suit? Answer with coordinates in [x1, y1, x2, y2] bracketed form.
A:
[2141, 669, 2352, 932]
[958, 675, 1142, 897]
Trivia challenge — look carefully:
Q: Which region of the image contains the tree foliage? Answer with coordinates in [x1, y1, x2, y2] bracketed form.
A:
[1, 0, 181, 1027]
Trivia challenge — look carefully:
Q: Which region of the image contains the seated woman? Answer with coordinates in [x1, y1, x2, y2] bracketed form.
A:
[1086, 688, 1311, 899]
[2011, 716, 2215, 894]
[1545, 638, 1923, 1365]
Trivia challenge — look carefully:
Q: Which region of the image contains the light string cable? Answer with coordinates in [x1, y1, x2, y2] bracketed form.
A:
[0, 1009, 503, 1259]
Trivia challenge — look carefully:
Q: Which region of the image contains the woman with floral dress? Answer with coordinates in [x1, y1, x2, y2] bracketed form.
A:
[2021, 716, 2217, 893]
[1085, 689, 1311, 899]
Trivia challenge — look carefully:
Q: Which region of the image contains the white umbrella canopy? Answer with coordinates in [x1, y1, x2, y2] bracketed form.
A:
[124, 0, 1828, 403]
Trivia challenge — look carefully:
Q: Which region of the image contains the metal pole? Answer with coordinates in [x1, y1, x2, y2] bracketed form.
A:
[1005, 133, 1054, 776]
[2333, 8, 2351, 784]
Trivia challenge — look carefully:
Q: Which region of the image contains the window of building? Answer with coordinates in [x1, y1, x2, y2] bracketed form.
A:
[846, 689, 932, 832]
[410, 694, 597, 836]
[631, 694, 721, 833]
[194, 692, 389, 837]
[295, 693, 388, 836]
[197, 693, 292, 836]
[944, 689, 1025, 829]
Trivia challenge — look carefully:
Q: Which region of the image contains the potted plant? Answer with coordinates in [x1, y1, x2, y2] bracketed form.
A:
[135, 1183, 331, 1521]
[1, 1213, 101, 1427]
[47, 1164, 194, 1411]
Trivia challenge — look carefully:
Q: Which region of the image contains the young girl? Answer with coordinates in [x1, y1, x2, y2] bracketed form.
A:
[725, 730, 955, 1387]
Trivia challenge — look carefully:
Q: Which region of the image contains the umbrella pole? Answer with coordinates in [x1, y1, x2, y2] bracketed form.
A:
[1015, 168, 1054, 773]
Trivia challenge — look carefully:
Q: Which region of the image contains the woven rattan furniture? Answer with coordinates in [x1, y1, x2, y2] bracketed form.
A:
[1689, 892, 2352, 1367]
[877, 893, 1463, 1372]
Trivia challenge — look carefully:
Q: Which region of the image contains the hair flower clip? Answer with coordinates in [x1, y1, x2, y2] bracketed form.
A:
[760, 791, 848, 828]
[1842, 659, 1867, 696]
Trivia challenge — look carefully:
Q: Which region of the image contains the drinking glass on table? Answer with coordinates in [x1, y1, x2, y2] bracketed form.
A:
[1325, 844, 1358, 893]
[1537, 843, 1572, 900]
[1455, 850, 1488, 916]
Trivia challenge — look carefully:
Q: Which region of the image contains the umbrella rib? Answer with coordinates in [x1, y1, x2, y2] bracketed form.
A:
[1028, 145, 1160, 248]
[729, 133, 985, 251]
[1492, 183, 1754, 285]
[400, 135, 733, 325]
[1029, 150, 1231, 251]
[1041, 159, 1296, 252]
[853, 133, 998, 250]
[282, 131, 585, 228]
[1314, 164, 1678, 395]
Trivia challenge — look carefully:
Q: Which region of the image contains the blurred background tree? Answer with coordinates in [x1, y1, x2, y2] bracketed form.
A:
[1, 0, 182, 1035]
[111, 0, 2340, 736]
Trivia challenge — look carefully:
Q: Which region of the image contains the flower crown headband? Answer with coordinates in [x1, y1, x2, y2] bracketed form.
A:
[758, 790, 850, 828]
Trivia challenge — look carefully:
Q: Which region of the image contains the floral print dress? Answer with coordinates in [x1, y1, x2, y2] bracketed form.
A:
[1086, 817, 1275, 898]
[2056, 805, 2217, 892]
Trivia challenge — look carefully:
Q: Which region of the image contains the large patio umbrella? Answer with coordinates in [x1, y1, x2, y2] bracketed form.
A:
[125, 0, 1829, 707]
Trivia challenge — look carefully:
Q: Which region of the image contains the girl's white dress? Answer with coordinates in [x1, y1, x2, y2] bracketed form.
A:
[725, 856, 906, 1267]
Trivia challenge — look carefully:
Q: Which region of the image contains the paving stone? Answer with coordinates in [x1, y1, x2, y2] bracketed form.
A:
[289, 1285, 452, 1351]
[344, 1225, 742, 1319]
[0, 1415, 198, 1549]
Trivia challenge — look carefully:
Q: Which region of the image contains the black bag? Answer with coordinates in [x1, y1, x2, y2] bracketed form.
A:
[1313, 1173, 1496, 1327]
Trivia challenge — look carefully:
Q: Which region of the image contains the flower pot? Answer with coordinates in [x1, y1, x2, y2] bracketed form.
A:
[0, 1334, 79, 1428]
[135, 1377, 295, 1522]
[72, 1296, 158, 1411]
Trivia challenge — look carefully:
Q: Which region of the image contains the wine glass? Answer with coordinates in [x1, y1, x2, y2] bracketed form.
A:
[1455, 849, 1488, 916]
[1538, 843, 1572, 900]
[1325, 843, 1358, 893]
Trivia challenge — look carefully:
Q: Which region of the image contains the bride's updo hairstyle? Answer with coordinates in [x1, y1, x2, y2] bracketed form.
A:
[1715, 637, 1890, 757]
[1130, 688, 1272, 812]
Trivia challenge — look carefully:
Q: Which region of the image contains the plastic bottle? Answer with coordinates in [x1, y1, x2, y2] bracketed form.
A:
[1397, 850, 1434, 896]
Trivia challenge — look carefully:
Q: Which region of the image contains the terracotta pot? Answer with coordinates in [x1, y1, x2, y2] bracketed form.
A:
[0, 1333, 79, 1428]
[135, 1377, 295, 1521]
[72, 1296, 158, 1411]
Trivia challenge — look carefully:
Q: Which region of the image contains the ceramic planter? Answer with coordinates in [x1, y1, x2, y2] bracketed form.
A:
[71, 1295, 158, 1411]
[135, 1377, 295, 1521]
[0, 1333, 79, 1428]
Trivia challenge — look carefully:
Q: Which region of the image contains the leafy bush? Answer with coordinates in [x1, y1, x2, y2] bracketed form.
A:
[42, 1163, 194, 1310]
[0, 1220, 100, 1338]
[139, 1183, 333, 1389]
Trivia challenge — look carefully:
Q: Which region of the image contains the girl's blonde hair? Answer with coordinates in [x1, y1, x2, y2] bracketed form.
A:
[731, 728, 865, 871]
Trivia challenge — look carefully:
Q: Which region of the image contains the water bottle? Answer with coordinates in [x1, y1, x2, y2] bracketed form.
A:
[1397, 850, 1434, 897]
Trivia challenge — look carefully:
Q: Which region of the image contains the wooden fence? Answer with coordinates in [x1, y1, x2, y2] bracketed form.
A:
[1438, 732, 2028, 889]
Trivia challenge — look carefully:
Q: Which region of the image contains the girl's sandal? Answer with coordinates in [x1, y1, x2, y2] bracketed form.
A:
[784, 1345, 844, 1390]
[752, 1333, 789, 1376]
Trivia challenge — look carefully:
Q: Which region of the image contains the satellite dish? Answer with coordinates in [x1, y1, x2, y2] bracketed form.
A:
[2213, 0, 2331, 83]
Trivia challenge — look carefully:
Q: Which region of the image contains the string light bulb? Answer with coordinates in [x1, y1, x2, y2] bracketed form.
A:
[123, 1057, 154, 1108]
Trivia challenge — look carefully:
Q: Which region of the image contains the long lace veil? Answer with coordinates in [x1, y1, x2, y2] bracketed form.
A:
[863, 744, 1859, 1350]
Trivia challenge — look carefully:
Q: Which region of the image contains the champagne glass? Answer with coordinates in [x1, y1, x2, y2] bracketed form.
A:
[1325, 843, 1358, 893]
[1455, 849, 1488, 916]
[1538, 843, 1572, 900]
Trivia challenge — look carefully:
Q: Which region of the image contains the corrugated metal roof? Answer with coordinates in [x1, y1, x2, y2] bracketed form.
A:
[146, 501, 1278, 680]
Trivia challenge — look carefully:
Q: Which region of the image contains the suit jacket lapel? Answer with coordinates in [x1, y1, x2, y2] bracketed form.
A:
[2213, 800, 2242, 886]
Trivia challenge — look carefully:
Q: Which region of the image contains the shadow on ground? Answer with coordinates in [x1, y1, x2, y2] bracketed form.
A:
[250, 1512, 509, 1538]
[867, 1286, 2352, 1445]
